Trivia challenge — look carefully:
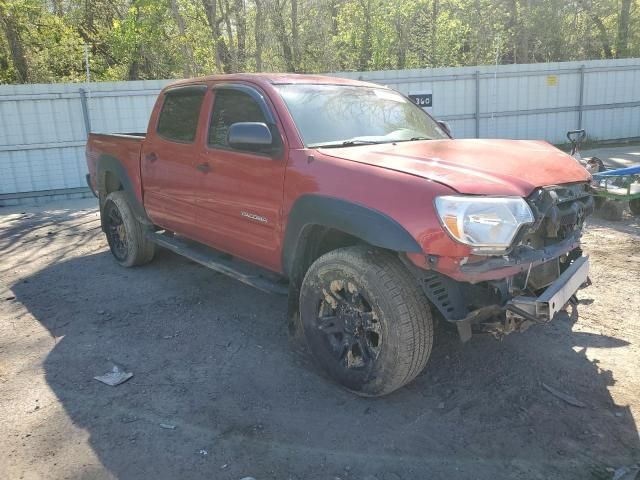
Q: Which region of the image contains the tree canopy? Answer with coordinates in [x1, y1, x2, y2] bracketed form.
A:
[0, 0, 637, 84]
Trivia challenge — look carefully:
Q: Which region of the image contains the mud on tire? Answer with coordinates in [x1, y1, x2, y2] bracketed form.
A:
[299, 246, 433, 396]
[103, 191, 155, 267]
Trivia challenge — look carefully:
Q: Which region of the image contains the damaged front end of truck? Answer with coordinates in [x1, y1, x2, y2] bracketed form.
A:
[405, 182, 594, 341]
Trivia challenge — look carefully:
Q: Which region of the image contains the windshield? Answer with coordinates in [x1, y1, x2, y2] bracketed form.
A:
[275, 84, 449, 148]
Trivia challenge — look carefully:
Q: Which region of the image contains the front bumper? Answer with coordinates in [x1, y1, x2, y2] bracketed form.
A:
[505, 255, 589, 322]
[408, 252, 590, 342]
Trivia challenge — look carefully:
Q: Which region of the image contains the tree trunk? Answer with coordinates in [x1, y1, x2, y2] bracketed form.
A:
[507, 0, 518, 63]
[254, 0, 264, 71]
[0, 4, 29, 82]
[128, 58, 140, 80]
[589, 12, 614, 58]
[201, 0, 232, 73]
[473, 0, 483, 64]
[615, 0, 632, 58]
[519, 0, 531, 63]
[84, 0, 95, 33]
[126, 2, 146, 80]
[358, 0, 372, 71]
[234, 0, 247, 71]
[272, 0, 295, 72]
[395, 16, 406, 69]
[329, 0, 339, 37]
[291, 0, 299, 69]
[169, 0, 195, 77]
[579, 1, 613, 59]
[222, 0, 235, 71]
[202, 0, 221, 71]
[431, 0, 438, 67]
[52, 0, 63, 16]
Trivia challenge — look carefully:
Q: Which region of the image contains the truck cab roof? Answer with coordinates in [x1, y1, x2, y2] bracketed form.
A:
[164, 73, 383, 90]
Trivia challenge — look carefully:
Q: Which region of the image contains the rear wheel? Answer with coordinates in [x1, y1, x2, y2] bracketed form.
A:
[630, 199, 640, 216]
[103, 191, 155, 267]
[299, 246, 433, 396]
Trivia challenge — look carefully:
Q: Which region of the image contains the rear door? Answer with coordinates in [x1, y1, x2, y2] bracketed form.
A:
[191, 84, 287, 272]
[141, 85, 207, 237]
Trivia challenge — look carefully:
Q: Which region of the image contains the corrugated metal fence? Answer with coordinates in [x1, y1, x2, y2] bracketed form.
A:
[1, 58, 639, 206]
[0, 80, 167, 205]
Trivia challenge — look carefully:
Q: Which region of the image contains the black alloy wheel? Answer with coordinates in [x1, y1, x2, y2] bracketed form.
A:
[104, 199, 128, 261]
[315, 278, 382, 371]
[300, 246, 433, 396]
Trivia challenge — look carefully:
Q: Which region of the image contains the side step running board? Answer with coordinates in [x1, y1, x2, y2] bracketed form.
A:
[147, 232, 288, 296]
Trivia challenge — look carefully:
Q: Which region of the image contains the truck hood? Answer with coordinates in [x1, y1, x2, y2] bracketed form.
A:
[318, 139, 591, 197]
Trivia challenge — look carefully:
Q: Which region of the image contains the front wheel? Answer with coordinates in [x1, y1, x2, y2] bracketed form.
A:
[103, 191, 155, 267]
[299, 246, 433, 396]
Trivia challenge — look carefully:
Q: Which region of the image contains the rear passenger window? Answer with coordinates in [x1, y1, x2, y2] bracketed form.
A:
[208, 89, 268, 147]
[157, 87, 206, 143]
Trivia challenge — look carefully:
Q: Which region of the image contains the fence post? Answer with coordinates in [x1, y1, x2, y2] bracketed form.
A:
[79, 87, 92, 137]
[578, 65, 585, 130]
[475, 70, 480, 138]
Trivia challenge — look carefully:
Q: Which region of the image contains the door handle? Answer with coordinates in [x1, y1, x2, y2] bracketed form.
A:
[145, 152, 158, 162]
[196, 162, 211, 173]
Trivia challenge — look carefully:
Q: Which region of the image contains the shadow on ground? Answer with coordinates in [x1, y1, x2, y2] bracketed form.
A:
[0, 207, 102, 277]
[11, 247, 640, 480]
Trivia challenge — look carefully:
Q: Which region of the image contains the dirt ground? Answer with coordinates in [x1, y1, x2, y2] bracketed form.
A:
[1, 193, 639, 479]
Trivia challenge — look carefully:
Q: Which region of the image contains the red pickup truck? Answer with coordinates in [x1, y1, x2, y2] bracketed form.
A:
[86, 73, 593, 396]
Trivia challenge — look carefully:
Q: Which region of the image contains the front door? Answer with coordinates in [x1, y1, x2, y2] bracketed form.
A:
[190, 85, 287, 272]
[141, 85, 207, 238]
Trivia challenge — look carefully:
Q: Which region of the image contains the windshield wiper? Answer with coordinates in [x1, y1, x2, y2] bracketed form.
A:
[391, 136, 432, 143]
[311, 137, 433, 148]
[341, 139, 381, 146]
[311, 139, 381, 148]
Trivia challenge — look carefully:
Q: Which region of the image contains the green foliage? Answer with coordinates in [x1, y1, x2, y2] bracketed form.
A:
[0, 0, 638, 84]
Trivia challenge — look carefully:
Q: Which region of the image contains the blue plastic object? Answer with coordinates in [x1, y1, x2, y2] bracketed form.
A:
[592, 165, 640, 178]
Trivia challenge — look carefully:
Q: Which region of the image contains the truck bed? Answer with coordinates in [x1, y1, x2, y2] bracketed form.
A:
[86, 132, 146, 203]
[95, 132, 146, 138]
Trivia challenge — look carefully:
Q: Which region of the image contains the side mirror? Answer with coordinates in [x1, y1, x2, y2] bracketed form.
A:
[228, 122, 273, 149]
[437, 120, 452, 137]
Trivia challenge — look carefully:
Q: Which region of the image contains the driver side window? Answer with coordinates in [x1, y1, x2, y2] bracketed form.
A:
[208, 89, 269, 148]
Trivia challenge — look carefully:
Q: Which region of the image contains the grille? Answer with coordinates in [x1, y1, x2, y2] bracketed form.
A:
[519, 183, 593, 248]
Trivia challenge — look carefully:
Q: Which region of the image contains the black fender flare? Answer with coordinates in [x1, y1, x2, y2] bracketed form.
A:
[282, 195, 422, 278]
[96, 155, 152, 226]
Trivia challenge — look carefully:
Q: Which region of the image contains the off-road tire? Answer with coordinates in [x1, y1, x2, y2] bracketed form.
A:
[630, 199, 640, 216]
[597, 199, 626, 221]
[299, 246, 433, 396]
[103, 191, 155, 267]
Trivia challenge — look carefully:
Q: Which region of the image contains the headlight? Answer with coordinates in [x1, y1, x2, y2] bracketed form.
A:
[434, 195, 534, 254]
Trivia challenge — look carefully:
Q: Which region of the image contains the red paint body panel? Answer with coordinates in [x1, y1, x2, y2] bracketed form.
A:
[282, 149, 467, 259]
[320, 139, 590, 197]
[86, 134, 144, 203]
[86, 73, 589, 283]
[188, 83, 291, 272]
[139, 86, 211, 240]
